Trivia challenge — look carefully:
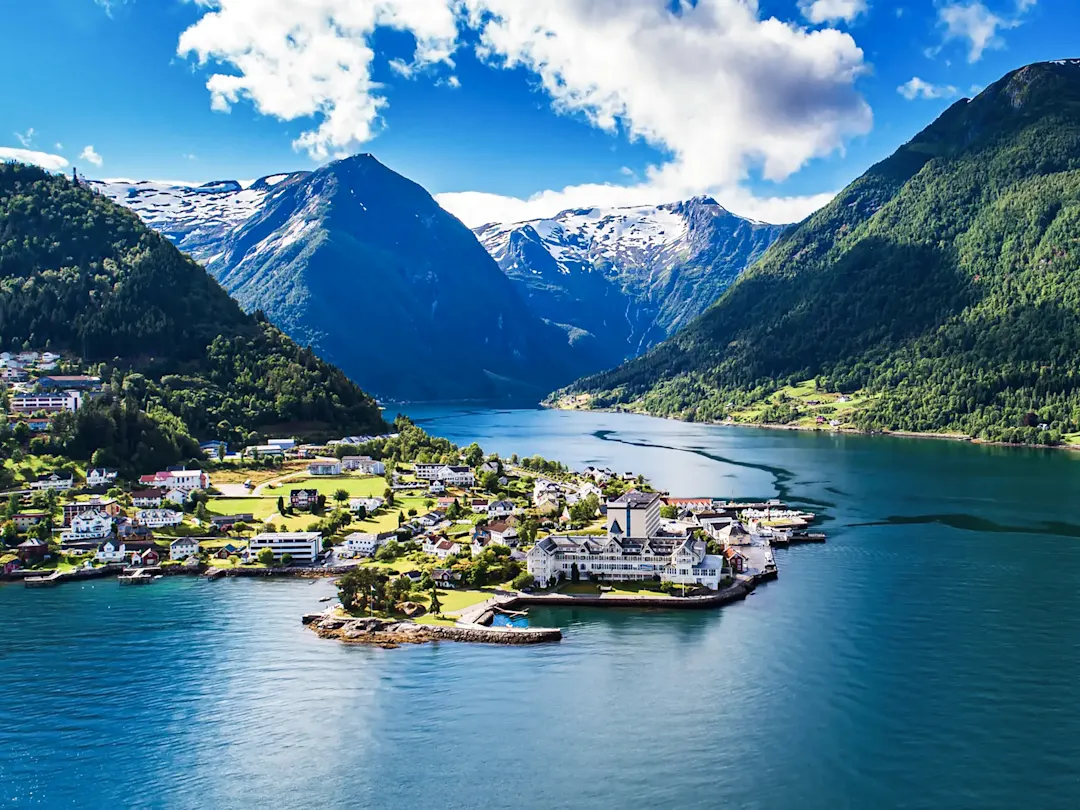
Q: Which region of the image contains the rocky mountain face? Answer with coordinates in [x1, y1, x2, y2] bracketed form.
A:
[474, 199, 784, 367]
[93, 156, 603, 401]
[559, 61, 1080, 445]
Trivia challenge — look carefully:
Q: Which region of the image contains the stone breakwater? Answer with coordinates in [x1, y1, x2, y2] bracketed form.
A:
[303, 614, 563, 648]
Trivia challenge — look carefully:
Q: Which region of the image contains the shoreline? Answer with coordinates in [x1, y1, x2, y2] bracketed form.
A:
[544, 402, 1077, 452]
[305, 572, 773, 648]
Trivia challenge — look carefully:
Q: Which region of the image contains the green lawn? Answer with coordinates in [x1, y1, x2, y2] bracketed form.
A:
[275, 475, 388, 498]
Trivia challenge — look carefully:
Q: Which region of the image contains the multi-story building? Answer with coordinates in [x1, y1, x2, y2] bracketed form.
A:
[307, 459, 342, 476]
[248, 532, 321, 563]
[62, 510, 114, 543]
[10, 393, 79, 414]
[606, 490, 662, 540]
[526, 534, 729, 590]
[413, 462, 445, 480]
[169, 537, 200, 560]
[63, 497, 121, 526]
[31, 471, 74, 491]
[135, 509, 184, 528]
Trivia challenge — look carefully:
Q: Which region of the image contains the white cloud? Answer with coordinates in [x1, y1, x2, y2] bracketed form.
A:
[177, 0, 460, 160]
[55, 142, 64, 150]
[799, 0, 868, 25]
[178, 0, 870, 223]
[15, 128, 35, 148]
[79, 145, 104, 167]
[436, 183, 837, 228]
[897, 76, 958, 100]
[936, 1, 1034, 63]
[0, 147, 69, 171]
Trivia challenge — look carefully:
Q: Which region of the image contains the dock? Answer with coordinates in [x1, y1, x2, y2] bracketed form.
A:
[24, 570, 63, 588]
[119, 566, 160, 585]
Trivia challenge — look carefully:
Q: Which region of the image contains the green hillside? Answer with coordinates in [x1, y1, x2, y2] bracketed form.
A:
[0, 162, 385, 469]
[557, 61, 1080, 445]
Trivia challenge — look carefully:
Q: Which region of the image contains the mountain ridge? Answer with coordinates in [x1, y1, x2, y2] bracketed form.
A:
[556, 60, 1080, 445]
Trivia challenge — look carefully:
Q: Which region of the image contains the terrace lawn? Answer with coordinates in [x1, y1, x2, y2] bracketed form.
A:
[209, 461, 309, 486]
[268, 475, 388, 498]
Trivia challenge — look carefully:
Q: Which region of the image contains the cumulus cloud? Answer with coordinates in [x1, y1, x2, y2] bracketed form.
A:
[79, 145, 104, 167]
[936, 1, 1035, 63]
[799, 0, 868, 25]
[177, 0, 460, 160]
[178, 0, 871, 224]
[0, 147, 69, 171]
[897, 76, 958, 100]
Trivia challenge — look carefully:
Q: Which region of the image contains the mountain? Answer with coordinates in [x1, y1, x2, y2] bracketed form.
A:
[557, 60, 1080, 445]
[93, 156, 601, 402]
[474, 198, 783, 366]
[0, 161, 385, 468]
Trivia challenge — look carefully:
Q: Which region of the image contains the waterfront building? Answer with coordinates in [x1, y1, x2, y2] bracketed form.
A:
[248, 532, 321, 563]
[526, 534, 729, 590]
[169, 538, 200, 560]
[341, 532, 394, 557]
[62, 510, 114, 542]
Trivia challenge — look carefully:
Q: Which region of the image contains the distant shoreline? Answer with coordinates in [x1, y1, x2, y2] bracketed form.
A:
[544, 402, 1076, 453]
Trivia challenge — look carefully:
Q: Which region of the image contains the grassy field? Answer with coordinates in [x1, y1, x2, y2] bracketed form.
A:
[208, 461, 309, 486]
[262, 475, 388, 498]
[728, 379, 877, 428]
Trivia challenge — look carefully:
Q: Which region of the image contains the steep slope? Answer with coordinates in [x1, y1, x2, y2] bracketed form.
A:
[475, 199, 783, 366]
[0, 161, 386, 451]
[97, 156, 601, 401]
[559, 60, 1080, 445]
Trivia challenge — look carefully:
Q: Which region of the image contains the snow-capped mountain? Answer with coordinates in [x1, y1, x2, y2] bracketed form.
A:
[89, 172, 309, 260]
[92, 156, 603, 401]
[474, 198, 785, 364]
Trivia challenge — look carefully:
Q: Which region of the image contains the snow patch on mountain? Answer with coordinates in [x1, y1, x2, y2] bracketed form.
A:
[89, 172, 308, 259]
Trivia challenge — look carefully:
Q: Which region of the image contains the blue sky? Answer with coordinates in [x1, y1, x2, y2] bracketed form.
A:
[1, 0, 1075, 224]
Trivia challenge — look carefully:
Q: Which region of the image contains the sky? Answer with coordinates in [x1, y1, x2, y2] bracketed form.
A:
[0, 0, 1075, 226]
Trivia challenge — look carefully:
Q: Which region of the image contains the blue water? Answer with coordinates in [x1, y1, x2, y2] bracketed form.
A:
[490, 612, 528, 628]
[5, 406, 1080, 809]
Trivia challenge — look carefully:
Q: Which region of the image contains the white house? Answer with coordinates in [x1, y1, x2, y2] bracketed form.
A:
[31, 471, 74, 491]
[348, 496, 385, 514]
[478, 460, 500, 476]
[131, 490, 164, 508]
[169, 537, 200, 560]
[307, 459, 342, 476]
[429, 481, 446, 495]
[606, 490, 662, 541]
[95, 539, 127, 563]
[414, 462, 446, 480]
[431, 538, 461, 560]
[163, 488, 189, 505]
[249, 531, 321, 563]
[86, 468, 118, 488]
[135, 509, 184, 528]
[484, 520, 519, 547]
[470, 498, 490, 514]
[168, 470, 209, 492]
[341, 456, 385, 475]
[342, 532, 384, 557]
[437, 466, 475, 487]
[63, 510, 113, 542]
[487, 500, 515, 518]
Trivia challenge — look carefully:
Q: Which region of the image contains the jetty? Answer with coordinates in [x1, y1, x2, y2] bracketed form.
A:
[24, 570, 63, 588]
[118, 567, 159, 585]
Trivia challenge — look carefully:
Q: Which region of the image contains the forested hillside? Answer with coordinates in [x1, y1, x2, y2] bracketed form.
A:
[558, 61, 1080, 445]
[0, 162, 385, 469]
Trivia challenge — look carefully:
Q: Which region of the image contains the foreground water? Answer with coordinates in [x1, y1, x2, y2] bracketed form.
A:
[5, 408, 1080, 809]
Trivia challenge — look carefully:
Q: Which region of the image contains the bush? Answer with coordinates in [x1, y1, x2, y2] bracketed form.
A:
[256, 547, 275, 566]
[511, 572, 535, 590]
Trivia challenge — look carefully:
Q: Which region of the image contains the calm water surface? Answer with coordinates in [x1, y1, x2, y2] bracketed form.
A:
[4, 407, 1080, 809]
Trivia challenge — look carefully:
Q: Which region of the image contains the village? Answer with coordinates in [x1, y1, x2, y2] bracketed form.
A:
[0, 349, 824, 622]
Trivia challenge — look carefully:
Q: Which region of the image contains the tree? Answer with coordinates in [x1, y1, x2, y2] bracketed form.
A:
[463, 442, 484, 467]
[375, 540, 401, 562]
[518, 516, 539, 546]
[481, 470, 500, 493]
[338, 566, 380, 613]
[280, 553, 293, 567]
[660, 504, 678, 519]
[277, 495, 286, 515]
[512, 572, 535, 590]
[429, 583, 442, 615]
[469, 560, 489, 588]
[257, 547, 275, 566]
[333, 488, 349, 506]
[570, 562, 580, 582]
[389, 576, 412, 605]
[356, 504, 367, 521]
[1, 521, 17, 547]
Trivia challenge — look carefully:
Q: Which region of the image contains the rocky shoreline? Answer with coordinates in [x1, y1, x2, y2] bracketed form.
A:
[303, 614, 562, 648]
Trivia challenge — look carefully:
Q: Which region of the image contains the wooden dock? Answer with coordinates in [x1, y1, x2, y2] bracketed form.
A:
[24, 570, 63, 588]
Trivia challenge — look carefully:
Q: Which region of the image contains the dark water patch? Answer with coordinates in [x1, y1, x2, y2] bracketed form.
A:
[850, 514, 1080, 539]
